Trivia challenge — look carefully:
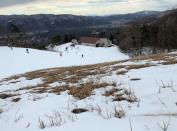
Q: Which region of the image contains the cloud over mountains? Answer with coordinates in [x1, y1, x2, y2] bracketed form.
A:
[0, 0, 176, 15]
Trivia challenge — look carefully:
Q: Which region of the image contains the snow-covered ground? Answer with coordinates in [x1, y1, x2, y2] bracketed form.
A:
[0, 45, 177, 131]
[0, 43, 128, 79]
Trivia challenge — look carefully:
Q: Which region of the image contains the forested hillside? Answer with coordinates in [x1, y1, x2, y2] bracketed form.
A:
[116, 9, 177, 55]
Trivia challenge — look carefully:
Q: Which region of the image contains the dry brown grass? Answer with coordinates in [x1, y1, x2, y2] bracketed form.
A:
[161, 59, 177, 65]
[1, 51, 177, 101]
[69, 82, 110, 99]
[116, 70, 128, 75]
[32, 87, 49, 94]
[49, 85, 69, 94]
[75, 70, 97, 77]
[113, 94, 137, 103]
[132, 53, 167, 61]
[104, 88, 121, 96]
[0, 93, 17, 99]
[43, 76, 62, 85]
[0, 75, 21, 83]
[133, 52, 177, 62]
[111, 65, 127, 71]
[114, 109, 125, 119]
[126, 63, 152, 70]
[62, 76, 80, 84]
[103, 87, 137, 103]
[15, 85, 37, 92]
[69, 86, 92, 99]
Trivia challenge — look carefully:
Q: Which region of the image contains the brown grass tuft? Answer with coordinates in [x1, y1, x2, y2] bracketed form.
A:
[117, 70, 128, 75]
[69, 82, 110, 99]
[104, 88, 121, 96]
[49, 85, 69, 95]
[127, 63, 152, 70]
[161, 59, 177, 65]
[114, 109, 125, 119]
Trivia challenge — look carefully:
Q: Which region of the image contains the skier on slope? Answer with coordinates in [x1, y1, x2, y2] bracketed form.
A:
[26, 48, 29, 53]
[60, 52, 62, 57]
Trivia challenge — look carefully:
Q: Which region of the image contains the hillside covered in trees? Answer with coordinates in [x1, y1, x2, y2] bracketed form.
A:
[116, 9, 177, 55]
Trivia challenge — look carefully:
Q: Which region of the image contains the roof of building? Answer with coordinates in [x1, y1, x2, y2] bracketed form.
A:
[79, 37, 101, 44]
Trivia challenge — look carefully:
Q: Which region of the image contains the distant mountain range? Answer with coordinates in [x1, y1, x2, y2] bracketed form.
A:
[0, 11, 161, 35]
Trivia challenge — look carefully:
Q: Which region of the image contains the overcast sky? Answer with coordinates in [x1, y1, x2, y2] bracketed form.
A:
[0, 0, 176, 15]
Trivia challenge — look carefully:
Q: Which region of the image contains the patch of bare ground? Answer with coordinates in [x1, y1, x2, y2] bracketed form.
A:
[130, 78, 141, 81]
[72, 108, 88, 114]
[12, 97, 21, 102]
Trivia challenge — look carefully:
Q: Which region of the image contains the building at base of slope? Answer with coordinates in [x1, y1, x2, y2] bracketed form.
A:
[72, 37, 112, 47]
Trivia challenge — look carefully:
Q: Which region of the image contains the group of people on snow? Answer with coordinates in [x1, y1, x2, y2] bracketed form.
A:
[58, 44, 84, 58]
[8, 44, 29, 53]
